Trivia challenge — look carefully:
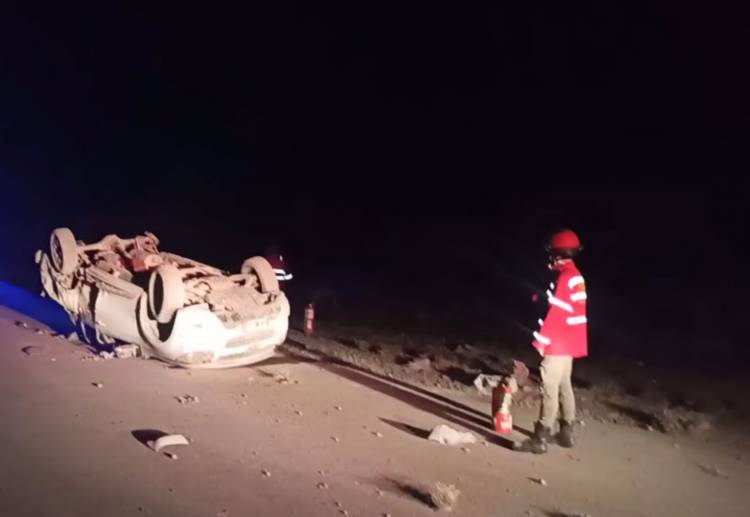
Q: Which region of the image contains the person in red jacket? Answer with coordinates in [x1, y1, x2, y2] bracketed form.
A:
[523, 229, 588, 454]
[265, 245, 293, 291]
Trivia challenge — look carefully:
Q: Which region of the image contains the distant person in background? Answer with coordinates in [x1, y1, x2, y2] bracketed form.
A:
[265, 245, 293, 291]
[521, 229, 588, 454]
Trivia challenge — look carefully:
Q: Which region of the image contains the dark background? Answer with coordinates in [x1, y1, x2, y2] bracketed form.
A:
[0, 3, 747, 369]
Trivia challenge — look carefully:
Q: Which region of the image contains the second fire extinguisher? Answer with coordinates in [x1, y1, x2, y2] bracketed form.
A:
[304, 303, 315, 336]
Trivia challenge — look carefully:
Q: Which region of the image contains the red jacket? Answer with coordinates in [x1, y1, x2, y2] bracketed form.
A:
[266, 254, 293, 282]
[532, 261, 588, 358]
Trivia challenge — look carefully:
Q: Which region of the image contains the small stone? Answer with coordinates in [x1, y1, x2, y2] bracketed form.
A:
[532, 478, 547, 487]
[332, 436, 340, 443]
[164, 451, 178, 460]
[261, 469, 271, 477]
[335, 501, 343, 508]
[340, 511, 349, 517]
[482, 441, 489, 447]
[461, 447, 471, 453]
[373, 431, 383, 438]
[22, 346, 44, 356]
[241, 393, 248, 398]
[335, 405, 343, 411]
[317, 482, 329, 489]
[50, 358, 56, 362]
[376, 489, 384, 496]
[295, 410, 304, 416]
[646, 425, 654, 432]
[93, 382, 103, 388]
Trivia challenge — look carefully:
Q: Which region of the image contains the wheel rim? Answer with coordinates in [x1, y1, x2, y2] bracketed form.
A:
[51, 236, 63, 270]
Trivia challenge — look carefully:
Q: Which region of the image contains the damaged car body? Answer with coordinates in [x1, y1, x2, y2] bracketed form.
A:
[36, 228, 289, 368]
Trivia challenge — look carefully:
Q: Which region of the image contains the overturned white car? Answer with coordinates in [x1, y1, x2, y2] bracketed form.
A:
[36, 228, 289, 368]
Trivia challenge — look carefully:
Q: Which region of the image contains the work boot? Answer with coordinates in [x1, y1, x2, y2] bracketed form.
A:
[516, 422, 551, 454]
[557, 420, 576, 448]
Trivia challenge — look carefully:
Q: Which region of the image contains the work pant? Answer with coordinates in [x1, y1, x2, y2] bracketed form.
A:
[538, 355, 575, 429]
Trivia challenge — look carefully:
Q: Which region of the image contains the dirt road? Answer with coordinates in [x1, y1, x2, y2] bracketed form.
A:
[1, 308, 748, 517]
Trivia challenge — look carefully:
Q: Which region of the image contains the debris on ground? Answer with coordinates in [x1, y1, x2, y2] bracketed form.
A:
[647, 408, 714, 436]
[530, 477, 548, 487]
[15, 321, 29, 329]
[92, 382, 103, 388]
[261, 469, 271, 477]
[331, 436, 341, 443]
[164, 451, 178, 460]
[406, 357, 433, 371]
[295, 410, 303, 416]
[273, 371, 291, 384]
[150, 434, 190, 453]
[474, 373, 519, 396]
[114, 344, 139, 359]
[317, 482, 329, 490]
[99, 351, 115, 360]
[335, 405, 343, 411]
[22, 346, 45, 356]
[428, 424, 478, 446]
[698, 464, 729, 478]
[175, 394, 200, 405]
[473, 374, 505, 396]
[372, 431, 383, 438]
[429, 482, 460, 512]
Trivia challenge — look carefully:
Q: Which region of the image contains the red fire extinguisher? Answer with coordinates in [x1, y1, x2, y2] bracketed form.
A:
[304, 304, 314, 336]
[493, 385, 513, 435]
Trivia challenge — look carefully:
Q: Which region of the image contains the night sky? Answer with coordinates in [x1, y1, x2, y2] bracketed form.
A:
[1, 3, 747, 366]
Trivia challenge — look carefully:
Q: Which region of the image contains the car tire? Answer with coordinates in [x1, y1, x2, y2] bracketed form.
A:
[50, 227, 78, 274]
[241, 256, 279, 293]
[148, 264, 185, 324]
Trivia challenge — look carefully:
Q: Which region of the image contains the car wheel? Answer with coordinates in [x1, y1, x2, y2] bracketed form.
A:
[148, 264, 185, 324]
[241, 256, 279, 293]
[50, 227, 78, 274]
